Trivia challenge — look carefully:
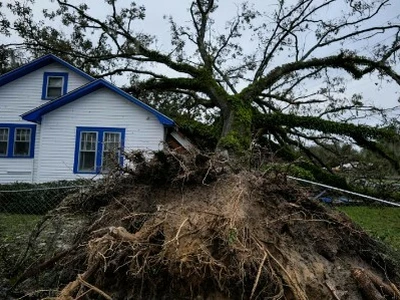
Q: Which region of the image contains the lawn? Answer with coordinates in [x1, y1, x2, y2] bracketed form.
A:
[338, 206, 400, 251]
[0, 213, 42, 240]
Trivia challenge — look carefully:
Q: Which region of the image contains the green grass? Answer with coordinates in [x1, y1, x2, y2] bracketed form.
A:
[338, 206, 400, 251]
[0, 213, 41, 240]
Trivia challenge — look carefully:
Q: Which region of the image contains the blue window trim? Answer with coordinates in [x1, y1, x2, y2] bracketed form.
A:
[73, 127, 125, 174]
[0, 124, 36, 158]
[41, 72, 69, 100]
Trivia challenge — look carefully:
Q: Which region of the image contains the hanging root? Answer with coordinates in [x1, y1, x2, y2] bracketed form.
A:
[253, 237, 308, 300]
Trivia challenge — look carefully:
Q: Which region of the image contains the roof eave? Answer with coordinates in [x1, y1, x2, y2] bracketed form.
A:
[21, 79, 175, 127]
[0, 54, 94, 88]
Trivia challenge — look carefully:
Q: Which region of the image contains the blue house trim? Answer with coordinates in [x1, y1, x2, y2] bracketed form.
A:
[73, 127, 125, 174]
[0, 124, 36, 158]
[0, 54, 94, 88]
[21, 79, 175, 126]
[41, 72, 69, 100]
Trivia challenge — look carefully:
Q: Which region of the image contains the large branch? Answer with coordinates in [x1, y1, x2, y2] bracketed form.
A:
[255, 112, 400, 170]
[191, 0, 214, 70]
[133, 77, 207, 94]
[51, 0, 202, 78]
[242, 54, 400, 101]
[256, 113, 398, 140]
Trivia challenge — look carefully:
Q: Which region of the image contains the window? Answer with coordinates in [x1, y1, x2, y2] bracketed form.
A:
[74, 127, 125, 174]
[0, 128, 8, 156]
[42, 72, 68, 100]
[0, 124, 36, 158]
[14, 128, 32, 156]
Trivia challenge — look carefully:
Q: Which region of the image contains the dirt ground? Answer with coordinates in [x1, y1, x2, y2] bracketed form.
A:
[4, 154, 400, 299]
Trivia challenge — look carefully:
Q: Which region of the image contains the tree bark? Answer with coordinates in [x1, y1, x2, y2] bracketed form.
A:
[217, 96, 253, 157]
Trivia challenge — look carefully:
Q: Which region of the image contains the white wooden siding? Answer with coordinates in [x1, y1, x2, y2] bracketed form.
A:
[0, 159, 34, 183]
[0, 63, 91, 183]
[35, 88, 164, 182]
[0, 63, 90, 122]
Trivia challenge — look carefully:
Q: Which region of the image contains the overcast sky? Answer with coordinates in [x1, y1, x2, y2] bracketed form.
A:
[2, 0, 400, 123]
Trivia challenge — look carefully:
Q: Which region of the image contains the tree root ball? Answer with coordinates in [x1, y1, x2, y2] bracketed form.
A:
[47, 170, 400, 300]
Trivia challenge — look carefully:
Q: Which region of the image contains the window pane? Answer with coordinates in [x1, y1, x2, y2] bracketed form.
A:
[14, 128, 31, 156]
[47, 87, 62, 98]
[79, 152, 96, 171]
[81, 132, 97, 151]
[16, 129, 30, 141]
[103, 132, 120, 151]
[0, 128, 8, 156]
[48, 77, 63, 87]
[0, 128, 8, 141]
[0, 142, 6, 155]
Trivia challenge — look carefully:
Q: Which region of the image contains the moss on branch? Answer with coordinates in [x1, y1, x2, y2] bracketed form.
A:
[256, 113, 398, 141]
[255, 112, 400, 171]
[241, 54, 397, 101]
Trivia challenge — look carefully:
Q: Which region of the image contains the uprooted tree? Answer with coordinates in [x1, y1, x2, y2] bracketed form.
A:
[2, 0, 400, 167]
[3, 2, 400, 298]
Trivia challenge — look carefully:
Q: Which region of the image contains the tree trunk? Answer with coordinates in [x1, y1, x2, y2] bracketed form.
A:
[216, 97, 253, 157]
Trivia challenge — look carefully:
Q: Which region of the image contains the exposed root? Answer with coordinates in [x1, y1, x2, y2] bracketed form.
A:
[8, 154, 400, 299]
[57, 262, 99, 300]
[250, 252, 267, 300]
[352, 267, 400, 300]
[325, 281, 342, 300]
[77, 274, 112, 300]
[254, 237, 308, 300]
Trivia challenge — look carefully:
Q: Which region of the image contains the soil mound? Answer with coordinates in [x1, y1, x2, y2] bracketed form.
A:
[10, 154, 400, 299]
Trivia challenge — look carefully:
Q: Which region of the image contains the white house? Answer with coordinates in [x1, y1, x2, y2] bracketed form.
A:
[0, 54, 176, 183]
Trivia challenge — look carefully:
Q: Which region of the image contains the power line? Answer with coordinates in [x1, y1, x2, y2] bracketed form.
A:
[287, 175, 400, 207]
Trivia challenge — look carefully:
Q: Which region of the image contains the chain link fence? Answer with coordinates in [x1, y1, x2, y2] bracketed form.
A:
[0, 182, 91, 295]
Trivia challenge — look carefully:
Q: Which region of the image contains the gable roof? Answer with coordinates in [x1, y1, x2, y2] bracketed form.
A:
[0, 54, 94, 87]
[21, 79, 175, 126]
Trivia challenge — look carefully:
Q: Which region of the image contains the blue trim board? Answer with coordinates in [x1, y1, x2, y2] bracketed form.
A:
[0, 124, 36, 158]
[41, 72, 69, 100]
[73, 127, 125, 174]
[22, 79, 175, 126]
[0, 54, 94, 88]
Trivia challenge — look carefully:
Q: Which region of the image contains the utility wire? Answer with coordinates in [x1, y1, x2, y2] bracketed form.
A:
[287, 175, 400, 207]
